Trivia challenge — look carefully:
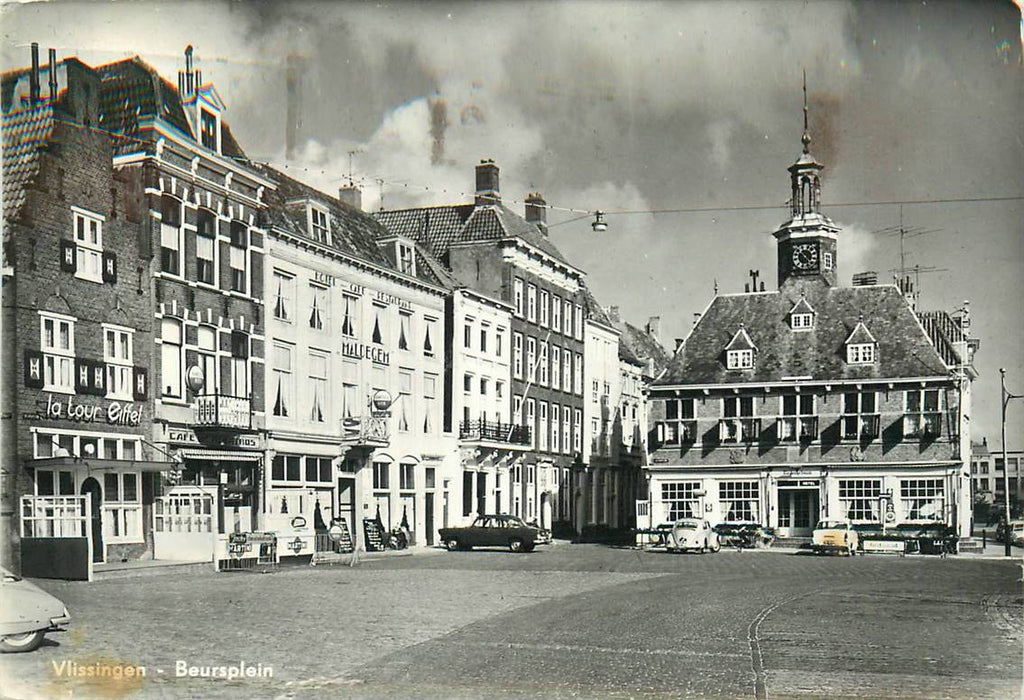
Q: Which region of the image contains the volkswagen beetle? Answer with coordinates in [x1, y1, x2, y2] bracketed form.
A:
[669, 518, 721, 553]
[0, 567, 71, 653]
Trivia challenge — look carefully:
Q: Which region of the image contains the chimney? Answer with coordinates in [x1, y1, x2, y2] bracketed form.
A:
[475, 159, 500, 206]
[607, 306, 620, 322]
[525, 192, 547, 235]
[339, 184, 362, 211]
[29, 43, 41, 104]
[646, 316, 660, 340]
[693, 312, 701, 327]
[852, 271, 878, 287]
[674, 338, 685, 352]
[47, 48, 57, 101]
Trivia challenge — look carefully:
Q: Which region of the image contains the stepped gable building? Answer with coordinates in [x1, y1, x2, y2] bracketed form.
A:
[376, 161, 587, 532]
[644, 91, 977, 538]
[251, 161, 455, 551]
[97, 47, 277, 563]
[2, 46, 165, 576]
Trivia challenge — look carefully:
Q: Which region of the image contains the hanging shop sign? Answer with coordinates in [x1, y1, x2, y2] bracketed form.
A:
[164, 426, 264, 450]
[39, 393, 142, 427]
[341, 340, 390, 365]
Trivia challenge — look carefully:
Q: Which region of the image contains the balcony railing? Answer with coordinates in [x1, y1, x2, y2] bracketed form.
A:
[459, 419, 531, 446]
[340, 415, 389, 447]
[193, 394, 252, 430]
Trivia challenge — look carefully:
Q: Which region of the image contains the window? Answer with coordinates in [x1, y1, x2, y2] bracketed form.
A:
[527, 284, 537, 322]
[398, 311, 411, 351]
[562, 409, 571, 454]
[905, 389, 941, 438]
[574, 303, 583, 339]
[34, 468, 74, 495]
[539, 402, 548, 451]
[463, 374, 473, 394]
[514, 278, 524, 317]
[842, 391, 880, 440]
[495, 380, 504, 400]
[513, 333, 523, 379]
[103, 472, 142, 543]
[73, 208, 104, 283]
[271, 455, 303, 482]
[823, 251, 834, 270]
[539, 290, 549, 327]
[720, 482, 759, 522]
[40, 313, 75, 393]
[399, 463, 415, 491]
[272, 343, 293, 418]
[373, 462, 390, 490]
[397, 242, 415, 275]
[103, 325, 133, 400]
[513, 395, 523, 424]
[160, 196, 182, 275]
[310, 284, 329, 331]
[397, 370, 413, 432]
[900, 479, 944, 521]
[551, 405, 560, 452]
[562, 352, 571, 392]
[551, 347, 561, 389]
[341, 295, 359, 337]
[310, 205, 330, 243]
[480, 378, 488, 396]
[423, 317, 436, 357]
[720, 396, 758, 442]
[229, 221, 248, 293]
[564, 299, 573, 336]
[791, 313, 813, 330]
[573, 409, 582, 451]
[526, 399, 536, 445]
[425, 467, 436, 490]
[464, 320, 473, 349]
[780, 394, 817, 442]
[479, 326, 488, 353]
[527, 338, 536, 381]
[196, 326, 218, 395]
[160, 318, 182, 398]
[574, 354, 583, 394]
[342, 360, 358, 419]
[661, 481, 701, 520]
[539, 342, 549, 385]
[200, 109, 218, 151]
[230, 331, 250, 397]
[495, 328, 503, 357]
[423, 373, 437, 434]
[658, 398, 696, 445]
[196, 209, 216, 284]
[839, 479, 881, 522]
[847, 343, 875, 364]
[552, 296, 562, 333]
[371, 304, 386, 345]
[273, 271, 294, 322]
[726, 349, 754, 370]
[309, 351, 328, 423]
[304, 457, 332, 484]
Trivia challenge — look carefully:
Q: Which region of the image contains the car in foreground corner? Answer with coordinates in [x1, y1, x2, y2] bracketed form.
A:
[0, 567, 70, 653]
[669, 518, 720, 553]
[439, 514, 546, 553]
[812, 520, 859, 556]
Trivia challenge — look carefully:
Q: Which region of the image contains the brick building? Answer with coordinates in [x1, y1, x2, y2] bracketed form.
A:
[643, 106, 978, 538]
[2, 47, 163, 574]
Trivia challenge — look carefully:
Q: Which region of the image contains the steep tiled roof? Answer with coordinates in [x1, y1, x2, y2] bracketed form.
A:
[97, 58, 192, 155]
[657, 282, 951, 386]
[581, 285, 614, 328]
[2, 104, 54, 226]
[610, 317, 671, 375]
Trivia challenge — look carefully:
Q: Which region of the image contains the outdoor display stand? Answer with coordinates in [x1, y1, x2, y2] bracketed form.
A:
[312, 519, 355, 565]
[363, 518, 385, 552]
[217, 532, 279, 572]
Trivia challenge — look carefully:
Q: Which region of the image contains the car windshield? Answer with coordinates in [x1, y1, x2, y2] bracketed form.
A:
[674, 521, 699, 529]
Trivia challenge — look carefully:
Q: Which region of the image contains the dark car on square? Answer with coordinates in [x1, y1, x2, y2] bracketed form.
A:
[439, 515, 548, 553]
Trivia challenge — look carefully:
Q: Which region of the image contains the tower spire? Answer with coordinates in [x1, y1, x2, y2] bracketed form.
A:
[801, 68, 811, 154]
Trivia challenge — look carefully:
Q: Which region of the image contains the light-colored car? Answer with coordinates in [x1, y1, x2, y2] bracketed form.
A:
[669, 518, 721, 553]
[812, 520, 859, 556]
[0, 567, 71, 653]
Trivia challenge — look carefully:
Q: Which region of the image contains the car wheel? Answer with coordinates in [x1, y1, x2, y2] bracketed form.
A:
[711, 539, 721, 553]
[509, 538, 525, 553]
[0, 630, 46, 654]
[445, 538, 461, 552]
[524, 543, 536, 553]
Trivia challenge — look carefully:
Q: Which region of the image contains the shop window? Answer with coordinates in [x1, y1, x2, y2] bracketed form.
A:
[229, 221, 248, 294]
[272, 271, 294, 322]
[842, 391, 880, 440]
[308, 350, 328, 423]
[272, 342, 293, 418]
[720, 482, 760, 522]
[661, 481, 701, 520]
[780, 394, 817, 442]
[904, 389, 942, 438]
[160, 318, 183, 399]
[658, 398, 696, 445]
[103, 472, 142, 542]
[73, 207, 104, 283]
[160, 195, 182, 275]
[40, 312, 75, 393]
[103, 325, 134, 400]
[900, 479, 944, 521]
[838, 479, 881, 522]
[196, 209, 217, 285]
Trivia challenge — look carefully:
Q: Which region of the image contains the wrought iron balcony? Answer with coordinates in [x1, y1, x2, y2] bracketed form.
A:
[459, 419, 531, 446]
[193, 393, 253, 431]
[340, 415, 389, 447]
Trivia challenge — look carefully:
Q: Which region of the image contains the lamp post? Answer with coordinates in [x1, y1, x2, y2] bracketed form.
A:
[999, 368, 1023, 557]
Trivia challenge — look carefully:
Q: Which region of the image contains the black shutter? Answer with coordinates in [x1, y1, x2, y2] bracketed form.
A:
[133, 366, 148, 401]
[75, 358, 90, 393]
[102, 251, 117, 283]
[24, 350, 44, 389]
[92, 362, 106, 396]
[59, 239, 77, 272]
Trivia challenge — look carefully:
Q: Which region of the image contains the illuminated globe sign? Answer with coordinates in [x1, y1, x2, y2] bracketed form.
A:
[371, 389, 393, 416]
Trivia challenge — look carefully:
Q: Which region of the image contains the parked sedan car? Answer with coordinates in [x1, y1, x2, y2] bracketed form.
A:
[812, 520, 859, 555]
[669, 518, 721, 553]
[439, 515, 545, 553]
[0, 567, 70, 653]
[996, 520, 1024, 546]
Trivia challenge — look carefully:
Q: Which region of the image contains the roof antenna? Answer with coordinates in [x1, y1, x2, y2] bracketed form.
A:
[346, 149, 361, 187]
[377, 178, 385, 211]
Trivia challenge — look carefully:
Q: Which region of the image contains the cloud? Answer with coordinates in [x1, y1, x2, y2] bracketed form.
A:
[835, 221, 879, 285]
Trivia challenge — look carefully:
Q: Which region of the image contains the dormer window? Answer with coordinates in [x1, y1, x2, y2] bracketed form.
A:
[308, 205, 330, 244]
[727, 349, 754, 370]
[788, 296, 815, 331]
[397, 242, 415, 276]
[844, 320, 878, 365]
[200, 109, 218, 151]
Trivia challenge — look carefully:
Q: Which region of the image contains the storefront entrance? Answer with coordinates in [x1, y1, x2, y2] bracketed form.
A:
[777, 485, 819, 537]
[80, 477, 103, 563]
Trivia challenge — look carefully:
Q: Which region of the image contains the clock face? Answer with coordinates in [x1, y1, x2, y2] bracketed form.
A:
[792, 243, 819, 271]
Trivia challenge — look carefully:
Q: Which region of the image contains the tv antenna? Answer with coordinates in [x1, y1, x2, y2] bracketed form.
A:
[872, 204, 941, 281]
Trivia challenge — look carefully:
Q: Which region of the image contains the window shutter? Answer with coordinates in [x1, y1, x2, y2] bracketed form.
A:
[102, 251, 117, 283]
[59, 239, 77, 272]
[133, 367, 148, 401]
[75, 358, 90, 393]
[92, 362, 106, 395]
[24, 350, 44, 389]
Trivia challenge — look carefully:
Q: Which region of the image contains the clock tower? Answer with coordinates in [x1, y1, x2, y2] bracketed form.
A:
[773, 73, 839, 289]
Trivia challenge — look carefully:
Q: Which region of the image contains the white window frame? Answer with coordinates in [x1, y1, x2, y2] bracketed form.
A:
[847, 343, 875, 365]
[539, 342, 549, 386]
[342, 294, 359, 338]
[229, 220, 249, 295]
[514, 278, 524, 317]
[719, 481, 760, 522]
[40, 311, 76, 394]
[272, 341, 294, 419]
[160, 195, 183, 277]
[791, 313, 814, 330]
[552, 295, 562, 333]
[72, 207, 104, 284]
[899, 479, 945, 522]
[574, 353, 583, 395]
[539, 289, 549, 327]
[102, 324, 134, 400]
[551, 346, 561, 390]
[527, 284, 537, 322]
[822, 251, 834, 271]
[308, 349, 329, 424]
[839, 479, 882, 522]
[513, 332, 523, 379]
[539, 401, 549, 452]
[272, 270, 295, 323]
[574, 303, 583, 340]
[103, 472, 143, 544]
[308, 204, 331, 244]
[160, 317, 183, 399]
[573, 408, 582, 452]
[726, 349, 754, 370]
[527, 337, 537, 381]
[309, 283, 329, 331]
[551, 404, 560, 452]
[423, 373, 437, 434]
[563, 299, 573, 336]
[779, 393, 816, 442]
[195, 208, 218, 286]
[397, 242, 415, 275]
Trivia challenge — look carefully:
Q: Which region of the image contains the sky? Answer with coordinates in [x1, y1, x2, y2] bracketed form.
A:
[3, 0, 1022, 444]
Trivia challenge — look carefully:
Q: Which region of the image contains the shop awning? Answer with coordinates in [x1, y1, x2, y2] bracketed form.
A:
[26, 456, 174, 472]
[177, 449, 262, 463]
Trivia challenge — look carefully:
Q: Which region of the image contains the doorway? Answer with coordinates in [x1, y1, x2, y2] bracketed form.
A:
[777, 488, 819, 537]
[80, 477, 103, 563]
[424, 492, 435, 546]
[337, 477, 356, 537]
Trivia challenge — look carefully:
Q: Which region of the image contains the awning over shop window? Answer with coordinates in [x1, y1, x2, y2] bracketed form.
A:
[177, 449, 262, 463]
[27, 456, 174, 472]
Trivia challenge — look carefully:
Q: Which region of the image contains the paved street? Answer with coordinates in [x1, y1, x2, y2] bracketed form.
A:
[1, 546, 1021, 699]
